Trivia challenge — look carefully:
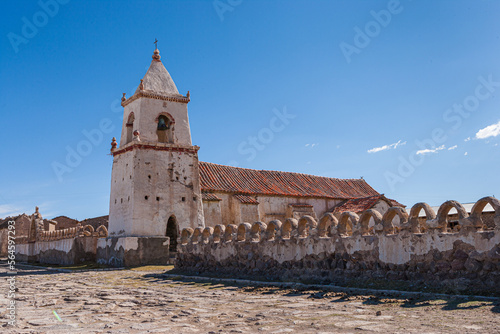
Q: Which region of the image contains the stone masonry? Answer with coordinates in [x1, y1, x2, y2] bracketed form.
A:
[178, 196, 500, 296]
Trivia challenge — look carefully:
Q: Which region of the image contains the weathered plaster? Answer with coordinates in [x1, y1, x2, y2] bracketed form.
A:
[96, 236, 170, 267]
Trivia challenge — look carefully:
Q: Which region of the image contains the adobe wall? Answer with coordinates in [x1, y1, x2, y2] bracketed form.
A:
[15, 221, 108, 265]
[16, 237, 99, 265]
[178, 197, 500, 295]
[204, 192, 341, 227]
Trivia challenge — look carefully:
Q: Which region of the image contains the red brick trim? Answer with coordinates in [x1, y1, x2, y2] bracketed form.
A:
[112, 143, 199, 156]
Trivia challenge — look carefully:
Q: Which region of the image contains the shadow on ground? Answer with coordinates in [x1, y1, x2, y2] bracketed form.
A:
[137, 270, 500, 315]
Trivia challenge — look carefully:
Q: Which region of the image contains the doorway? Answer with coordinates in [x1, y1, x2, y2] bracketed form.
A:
[166, 215, 178, 253]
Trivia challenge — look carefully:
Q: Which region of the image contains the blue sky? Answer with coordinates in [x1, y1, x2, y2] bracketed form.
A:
[1, 0, 499, 220]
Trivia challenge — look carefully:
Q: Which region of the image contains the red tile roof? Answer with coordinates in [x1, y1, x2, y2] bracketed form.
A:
[202, 192, 222, 201]
[199, 162, 380, 199]
[388, 198, 406, 208]
[332, 195, 405, 214]
[233, 194, 259, 204]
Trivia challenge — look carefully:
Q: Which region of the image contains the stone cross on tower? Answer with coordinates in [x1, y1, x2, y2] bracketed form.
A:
[154, 38, 158, 49]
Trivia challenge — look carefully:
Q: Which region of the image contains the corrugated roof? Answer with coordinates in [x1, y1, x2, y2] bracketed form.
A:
[332, 195, 404, 214]
[199, 162, 380, 199]
[409, 202, 495, 217]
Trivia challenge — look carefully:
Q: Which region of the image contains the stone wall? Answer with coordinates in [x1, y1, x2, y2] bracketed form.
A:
[16, 222, 108, 265]
[178, 197, 500, 296]
[0, 229, 7, 257]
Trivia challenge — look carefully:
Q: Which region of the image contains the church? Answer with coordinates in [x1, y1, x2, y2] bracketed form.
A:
[98, 47, 402, 266]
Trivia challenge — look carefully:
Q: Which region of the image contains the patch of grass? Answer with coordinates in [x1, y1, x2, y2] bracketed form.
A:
[129, 265, 174, 272]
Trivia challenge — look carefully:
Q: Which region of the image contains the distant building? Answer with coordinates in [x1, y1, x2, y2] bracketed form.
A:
[0, 213, 104, 257]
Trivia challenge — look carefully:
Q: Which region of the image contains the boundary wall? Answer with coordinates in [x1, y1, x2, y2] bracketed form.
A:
[178, 197, 500, 295]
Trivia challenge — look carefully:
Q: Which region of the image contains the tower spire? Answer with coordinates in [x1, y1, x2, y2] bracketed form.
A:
[152, 45, 161, 62]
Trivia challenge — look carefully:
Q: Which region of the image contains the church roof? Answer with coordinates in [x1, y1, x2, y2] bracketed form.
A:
[199, 162, 380, 200]
[133, 48, 181, 97]
[331, 194, 405, 214]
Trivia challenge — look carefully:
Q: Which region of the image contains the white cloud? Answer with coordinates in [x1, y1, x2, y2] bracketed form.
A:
[416, 145, 446, 155]
[464, 137, 471, 142]
[475, 120, 500, 139]
[464, 152, 468, 156]
[0, 200, 59, 219]
[367, 140, 406, 153]
[448, 145, 458, 150]
[0, 204, 24, 218]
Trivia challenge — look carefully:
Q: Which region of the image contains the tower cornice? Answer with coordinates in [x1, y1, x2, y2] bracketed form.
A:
[121, 90, 190, 107]
[112, 141, 200, 157]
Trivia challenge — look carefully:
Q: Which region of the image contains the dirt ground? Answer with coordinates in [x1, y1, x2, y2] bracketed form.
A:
[1, 263, 499, 333]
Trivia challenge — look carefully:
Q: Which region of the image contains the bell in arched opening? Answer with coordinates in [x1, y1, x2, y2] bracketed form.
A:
[157, 115, 174, 143]
[157, 116, 169, 130]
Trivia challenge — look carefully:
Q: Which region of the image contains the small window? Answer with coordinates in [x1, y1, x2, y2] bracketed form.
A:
[156, 197, 160, 201]
[181, 197, 186, 202]
[193, 196, 197, 201]
[145, 196, 149, 200]
[148, 175, 151, 179]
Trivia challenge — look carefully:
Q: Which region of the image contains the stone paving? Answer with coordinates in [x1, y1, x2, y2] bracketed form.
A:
[1, 264, 499, 333]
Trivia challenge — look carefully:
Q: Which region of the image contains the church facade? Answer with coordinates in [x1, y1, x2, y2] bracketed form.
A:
[97, 48, 401, 266]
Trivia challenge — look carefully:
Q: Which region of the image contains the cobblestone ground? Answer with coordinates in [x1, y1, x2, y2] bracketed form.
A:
[1, 264, 499, 333]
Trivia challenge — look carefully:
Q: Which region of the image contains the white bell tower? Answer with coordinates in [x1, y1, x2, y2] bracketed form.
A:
[98, 47, 205, 266]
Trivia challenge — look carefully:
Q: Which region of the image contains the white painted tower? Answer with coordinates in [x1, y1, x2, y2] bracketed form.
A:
[99, 48, 205, 266]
